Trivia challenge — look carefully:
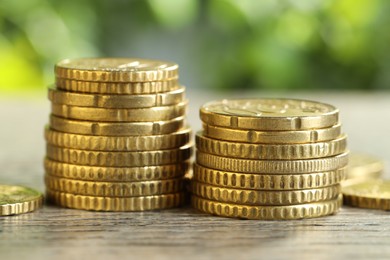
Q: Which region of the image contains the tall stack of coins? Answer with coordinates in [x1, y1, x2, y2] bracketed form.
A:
[192, 98, 348, 220]
[44, 58, 192, 211]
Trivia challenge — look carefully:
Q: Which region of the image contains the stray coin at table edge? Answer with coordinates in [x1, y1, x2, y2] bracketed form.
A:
[343, 179, 390, 210]
[0, 185, 43, 216]
[55, 58, 178, 82]
[196, 132, 347, 159]
[51, 101, 187, 122]
[45, 127, 191, 151]
[191, 194, 342, 220]
[46, 189, 186, 211]
[48, 86, 185, 108]
[191, 181, 341, 206]
[193, 164, 347, 190]
[49, 115, 186, 136]
[200, 98, 339, 131]
[55, 77, 180, 94]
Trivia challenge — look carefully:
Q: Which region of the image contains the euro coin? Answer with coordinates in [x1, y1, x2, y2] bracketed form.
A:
[0, 185, 43, 216]
[200, 98, 339, 131]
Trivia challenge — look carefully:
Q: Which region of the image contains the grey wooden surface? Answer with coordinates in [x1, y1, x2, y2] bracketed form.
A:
[1, 90, 390, 260]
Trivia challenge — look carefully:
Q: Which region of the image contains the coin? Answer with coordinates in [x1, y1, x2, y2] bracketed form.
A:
[49, 115, 185, 136]
[0, 185, 43, 216]
[343, 179, 390, 210]
[46, 144, 193, 167]
[196, 151, 349, 174]
[193, 164, 347, 190]
[45, 175, 184, 197]
[347, 153, 384, 180]
[56, 78, 180, 94]
[55, 58, 179, 82]
[51, 101, 187, 122]
[196, 132, 347, 159]
[191, 181, 340, 206]
[203, 124, 342, 144]
[44, 159, 190, 182]
[200, 98, 339, 131]
[45, 127, 191, 151]
[48, 86, 185, 108]
[47, 189, 186, 211]
[191, 194, 342, 220]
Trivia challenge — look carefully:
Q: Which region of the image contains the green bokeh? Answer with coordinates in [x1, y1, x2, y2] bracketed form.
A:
[0, 0, 389, 91]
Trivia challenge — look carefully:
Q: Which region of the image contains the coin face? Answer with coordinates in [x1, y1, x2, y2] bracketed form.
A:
[0, 185, 43, 216]
[57, 58, 178, 73]
[202, 99, 336, 118]
[343, 180, 390, 199]
[55, 58, 179, 82]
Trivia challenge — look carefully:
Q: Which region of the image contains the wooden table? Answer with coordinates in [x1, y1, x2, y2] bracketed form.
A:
[1, 90, 390, 259]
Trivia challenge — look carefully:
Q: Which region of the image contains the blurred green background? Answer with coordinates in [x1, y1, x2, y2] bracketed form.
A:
[1, 0, 389, 92]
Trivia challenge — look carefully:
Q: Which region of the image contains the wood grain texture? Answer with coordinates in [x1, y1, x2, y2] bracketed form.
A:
[1, 91, 390, 260]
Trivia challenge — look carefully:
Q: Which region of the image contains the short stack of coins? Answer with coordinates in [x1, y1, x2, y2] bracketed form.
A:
[44, 58, 192, 211]
[192, 98, 349, 220]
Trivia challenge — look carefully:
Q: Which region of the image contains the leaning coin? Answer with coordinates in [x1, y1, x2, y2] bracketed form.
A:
[196, 132, 347, 159]
[191, 194, 342, 220]
[191, 181, 340, 206]
[45, 127, 191, 151]
[193, 164, 346, 190]
[0, 185, 43, 216]
[203, 124, 342, 144]
[45, 175, 184, 197]
[343, 179, 390, 210]
[49, 115, 185, 136]
[48, 86, 185, 108]
[51, 101, 187, 122]
[200, 98, 339, 131]
[46, 144, 193, 167]
[196, 151, 349, 174]
[346, 153, 384, 180]
[55, 77, 180, 94]
[47, 189, 186, 211]
[55, 58, 178, 82]
[44, 159, 190, 182]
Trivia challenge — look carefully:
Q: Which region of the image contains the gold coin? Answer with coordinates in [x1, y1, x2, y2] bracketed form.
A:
[48, 86, 185, 108]
[45, 127, 191, 151]
[47, 189, 186, 211]
[191, 181, 340, 206]
[196, 132, 347, 159]
[55, 58, 178, 82]
[49, 115, 185, 136]
[44, 159, 189, 182]
[193, 164, 346, 190]
[46, 144, 193, 167]
[0, 185, 43, 216]
[51, 101, 187, 122]
[200, 98, 339, 131]
[55, 78, 180, 94]
[343, 179, 390, 210]
[45, 175, 184, 197]
[203, 124, 342, 144]
[196, 151, 349, 174]
[347, 153, 384, 180]
[191, 194, 342, 220]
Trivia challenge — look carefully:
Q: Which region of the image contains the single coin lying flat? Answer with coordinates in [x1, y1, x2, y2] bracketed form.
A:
[343, 179, 390, 210]
[0, 184, 43, 216]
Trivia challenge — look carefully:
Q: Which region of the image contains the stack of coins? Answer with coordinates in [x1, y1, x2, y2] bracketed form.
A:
[192, 98, 349, 220]
[44, 58, 192, 211]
